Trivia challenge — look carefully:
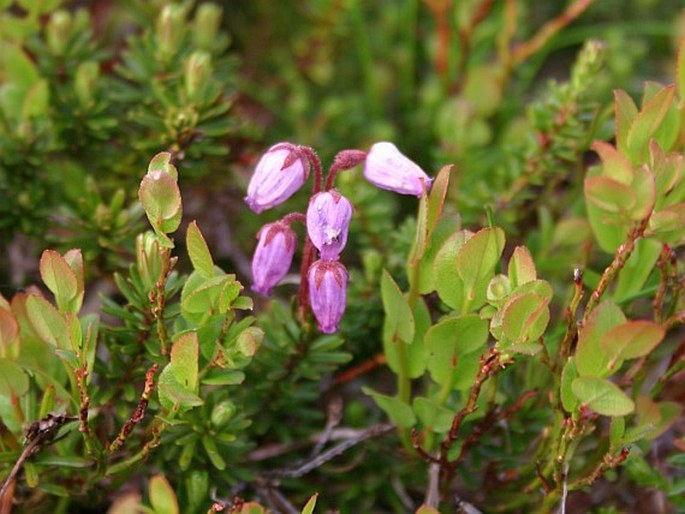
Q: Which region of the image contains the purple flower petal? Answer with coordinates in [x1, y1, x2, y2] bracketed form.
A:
[308, 260, 348, 334]
[306, 190, 352, 261]
[245, 143, 309, 213]
[363, 142, 432, 197]
[251, 222, 297, 296]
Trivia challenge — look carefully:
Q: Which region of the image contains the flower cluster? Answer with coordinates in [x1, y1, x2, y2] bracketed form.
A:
[246, 141, 431, 333]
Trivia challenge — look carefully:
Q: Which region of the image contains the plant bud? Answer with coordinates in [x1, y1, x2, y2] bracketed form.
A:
[251, 222, 297, 295]
[184, 51, 212, 100]
[308, 260, 348, 334]
[156, 4, 187, 62]
[47, 10, 72, 55]
[306, 190, 352, 260]
[75, 61, 99, 107]
[193, 3, 223, 51]
[211, 400, 236, 428]
[245, 144, 309, 213]
[363, 142, 432, 196]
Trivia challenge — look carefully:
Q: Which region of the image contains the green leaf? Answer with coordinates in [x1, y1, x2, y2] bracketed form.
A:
[202, 370, 245, 386]
[362, 387, 416, 428]
[591, 141, 633, 185]
[170, 333, 199, 392]
[584, 176, 636, 214]
[158, 366, 203, 412]
[610, 416, 625, 449]
[148, 151, 178, 180]
[575, 301, 626, 377]
[433, 229, 471, 309]
[409, 191, 429, 264]
[139, 171, 182, 232]
[236, 327, 263, 358]
[413, 396, 454, 433]
[186, 221, 214, 278]
[614, 238, 661, 300]
[381, 270, 414, 343]
[149, 474, 179, 514]
[508, 246, 537, 288]
[0, 308, 19, 357]
[201, 435, 226, 470]
[426, 165, 453, 234]
[383, 297, 428, 378]
[456, 227, 505, 312]
[301, 494, 318, 514]
[571, 376, 635, 416]
[491, 293, 549, 352]
[25, 295, 69, 349]
[0, 359, 29, 397]
[39, 250, 78, 313]
[614, 90, 638, 156]
[599, 320, 665, 370]
[626, 85, 675, 164]
[629, 166, 656, 220]
[425, 315, 487, 387]
[560, 359, 579, 413]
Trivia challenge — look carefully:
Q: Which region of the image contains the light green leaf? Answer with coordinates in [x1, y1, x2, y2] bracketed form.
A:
[0, 358, 29, 397]
[170, 333, 199, 392]
[614, 90, 638, 156]
[381, 270, 414, 343]
[149, 474, 179, 514]
[584, 176, 636, 214]
[591, 141, 633, 185]
[39, 250, 78, 314]
[626, 85, 675, 164]
[362, 387, 416, 428]
[186, 221, 214, 278]
[560, 359, 579, 413]
[599, 320, 665, 369]
[571, 376, 635, 416]
[25, 295, 69, 349]
[432, 229, 471, 309]
[456, 227, 505, 312]
[508, 246, 536, 288]
[413, 396, 454, 433]
[575, 301, 626, 377]
[301, 494, 318, 514]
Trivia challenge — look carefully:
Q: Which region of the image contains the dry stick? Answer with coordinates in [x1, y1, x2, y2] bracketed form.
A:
[582, 217, 650, 324]
[510, 0, 595, 67]
[109, 364, 158, 453]
[151, 248, 176, 356]
[0, 414, 75, 501]
[333, 352, 387, 386]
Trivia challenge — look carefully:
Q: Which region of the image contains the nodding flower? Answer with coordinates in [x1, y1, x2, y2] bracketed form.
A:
[251, 221, 297, 296]
[363, 142, 432, 197]
[306, 190, 352, 261]
[308, 259, 348, 334]
[245, 143, 309, 213]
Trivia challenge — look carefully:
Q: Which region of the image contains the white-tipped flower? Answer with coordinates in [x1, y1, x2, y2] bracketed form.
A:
[245, 143, 309, 213]
[306, 190, 352, 261]
[363, 142, 432, 197]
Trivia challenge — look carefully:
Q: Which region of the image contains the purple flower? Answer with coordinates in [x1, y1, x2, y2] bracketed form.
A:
[306, 190, 352, 260]
[308, 260, 348, 334]
[251, 222, 297, 296]
[245, 143, 309, 213]
[363, 142, 432, 197]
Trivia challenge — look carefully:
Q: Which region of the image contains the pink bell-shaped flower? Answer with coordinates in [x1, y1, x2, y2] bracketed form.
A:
[306, 190, 352, 260]
[251, 221, 297, 296]
[308, 260, 348, 334]
[245, 143, 309, 213]
[363, 142, 432, 197]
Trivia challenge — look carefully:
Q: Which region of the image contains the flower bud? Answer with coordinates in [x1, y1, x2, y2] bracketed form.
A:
[47, 10, 72, 56]
[156, 4, 187, 62]
[308, 260, 348, 334]
[363, 142, 432, 196]
[184, 51, 212, 100]
[245, 144, 309, 213]
[251, 222, 297, 296]
[75, 61, 99, 107]
[306, 190, 352, 260]
[193, 3, 224, 51]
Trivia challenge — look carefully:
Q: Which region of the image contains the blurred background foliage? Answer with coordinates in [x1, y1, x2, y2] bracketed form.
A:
[2, 0, 685, 513]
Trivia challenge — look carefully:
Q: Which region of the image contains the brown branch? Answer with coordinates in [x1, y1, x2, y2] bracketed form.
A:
[333, 352, 386, 386]
[510, 0, 595, 67]
[109, 364, 158, 453]
[582, 217, 650, 324]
